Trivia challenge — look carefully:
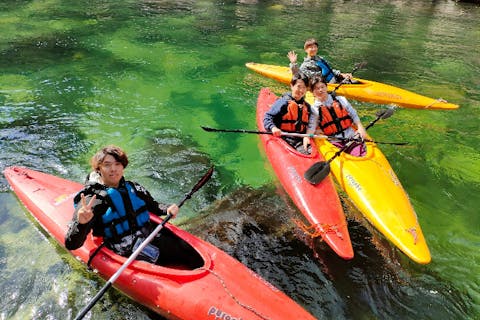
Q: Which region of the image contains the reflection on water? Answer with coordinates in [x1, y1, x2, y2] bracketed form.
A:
[0, 0, 479, 319]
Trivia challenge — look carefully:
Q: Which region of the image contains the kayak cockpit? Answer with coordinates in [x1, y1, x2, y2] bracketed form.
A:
[89, 220, 209, 276]
[150, 226, 204, 270]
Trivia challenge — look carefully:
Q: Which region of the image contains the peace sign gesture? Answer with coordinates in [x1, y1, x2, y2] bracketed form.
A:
[77, 193, 97, 224]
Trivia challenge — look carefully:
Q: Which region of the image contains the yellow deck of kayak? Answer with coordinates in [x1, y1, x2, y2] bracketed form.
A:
[315, 138, 431, 264]
[246, 62, 459, 110]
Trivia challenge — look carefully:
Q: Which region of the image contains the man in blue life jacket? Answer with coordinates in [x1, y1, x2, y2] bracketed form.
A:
[65, 145, 179, 263]
[288, 38, 353, 84]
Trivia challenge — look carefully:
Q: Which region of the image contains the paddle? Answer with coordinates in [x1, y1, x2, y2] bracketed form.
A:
[73, 166, 214, 320]
[331, 137, 407, 146]
[201, 126, 329, 139]
[304, 108, 395, 185]
[329, 61, 367, 96]
[201, 126, 406, 146]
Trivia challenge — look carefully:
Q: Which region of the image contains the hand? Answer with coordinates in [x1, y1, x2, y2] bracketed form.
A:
[341, 73, 353, 82]
[166, 204, 179, 218]
[303, 136, 311, 150]
[271, 127, 282, 137]
[77, 193, 96, 224]
[287, 51, 297, 64]
[357, 126, 367, 140]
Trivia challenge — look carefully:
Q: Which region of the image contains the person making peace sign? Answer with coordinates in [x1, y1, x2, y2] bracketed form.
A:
[65, 145, 178, 262]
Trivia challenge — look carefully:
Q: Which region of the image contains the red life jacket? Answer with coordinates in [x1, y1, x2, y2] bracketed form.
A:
[279, 99, 309, 133]
[318, 99, 353, 135]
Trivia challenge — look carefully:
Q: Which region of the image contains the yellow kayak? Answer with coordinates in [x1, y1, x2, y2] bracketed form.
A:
[246, 62, 459, 110]
[314, 138, 431, 264]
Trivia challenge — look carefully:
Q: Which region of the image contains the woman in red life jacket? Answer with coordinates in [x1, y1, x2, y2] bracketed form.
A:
[263, 73, 312, 154]
[306, 76, 367, 156]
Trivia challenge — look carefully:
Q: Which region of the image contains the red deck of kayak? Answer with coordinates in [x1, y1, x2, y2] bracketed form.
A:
[256, 88, 354, 259]
[4, 166, 316, 320]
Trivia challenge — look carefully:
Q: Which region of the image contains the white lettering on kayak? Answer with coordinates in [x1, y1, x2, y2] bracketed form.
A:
[373, 91, 403, 100]
[207, 306, 242, 320]
[389, 169, 400, 186]
[246, 268, 279, 292]
[345, 174, 362, 192]
[406, 227, 418, 245]
[53, 192, 76, 206]
[287, 166, 302, 184]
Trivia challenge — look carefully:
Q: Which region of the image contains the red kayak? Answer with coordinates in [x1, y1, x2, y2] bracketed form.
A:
[256, 88, 354, 259]
[4, 166, 317, 320]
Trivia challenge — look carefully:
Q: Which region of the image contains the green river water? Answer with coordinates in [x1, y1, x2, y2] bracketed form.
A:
[0, 1, 479, 319]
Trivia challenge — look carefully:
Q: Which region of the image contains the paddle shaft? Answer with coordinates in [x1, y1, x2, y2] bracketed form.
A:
[74, 166, 214, 320]
[201, 126, 405, 145]
[201, 126, 329, 139]
[324, 138, 357, 166]
[365, 115, 382, 130]
[324, 110, 387, 164]
[304, 109, 394, 184]
[329, 61, 366, 95]
[73, 214, 173, 320]
[341, 138, 407, 146]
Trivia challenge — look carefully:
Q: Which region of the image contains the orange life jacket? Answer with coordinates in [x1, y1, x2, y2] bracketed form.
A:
[280, 99, 309, 133]
[318, 99, 353, 135]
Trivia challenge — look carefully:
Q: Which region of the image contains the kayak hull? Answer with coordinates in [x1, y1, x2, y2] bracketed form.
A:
[256, 88, 354, 260]
[4, 166, 316, 320]
[314, 139, 431, 264]
[246, 62, 459, 110]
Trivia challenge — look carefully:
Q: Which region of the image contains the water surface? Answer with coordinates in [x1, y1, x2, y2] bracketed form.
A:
[0, 1, 479, 319]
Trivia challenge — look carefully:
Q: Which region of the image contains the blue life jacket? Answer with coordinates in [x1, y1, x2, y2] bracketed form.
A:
[102, 182, 150, 239]
[315, 58, 336, 82]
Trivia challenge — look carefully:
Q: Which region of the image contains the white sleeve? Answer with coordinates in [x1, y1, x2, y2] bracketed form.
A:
[307, 101, 320, 133]
[337, 96, 360, 123]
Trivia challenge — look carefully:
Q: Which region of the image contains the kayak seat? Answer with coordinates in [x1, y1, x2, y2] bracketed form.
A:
[152, 227, 204, 270]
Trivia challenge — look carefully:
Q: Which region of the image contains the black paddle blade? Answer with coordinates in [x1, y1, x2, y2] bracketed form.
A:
[178, 165, 214, 208]
[353, 61, 368, 72]
[304, 161, 330, 185]
[190, 166, 214, 194]
[201, 126, 215, 132]
[376, 107, 395, 119]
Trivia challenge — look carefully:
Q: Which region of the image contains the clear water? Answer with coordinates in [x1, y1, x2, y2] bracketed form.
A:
[0, 1, 479, 319]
